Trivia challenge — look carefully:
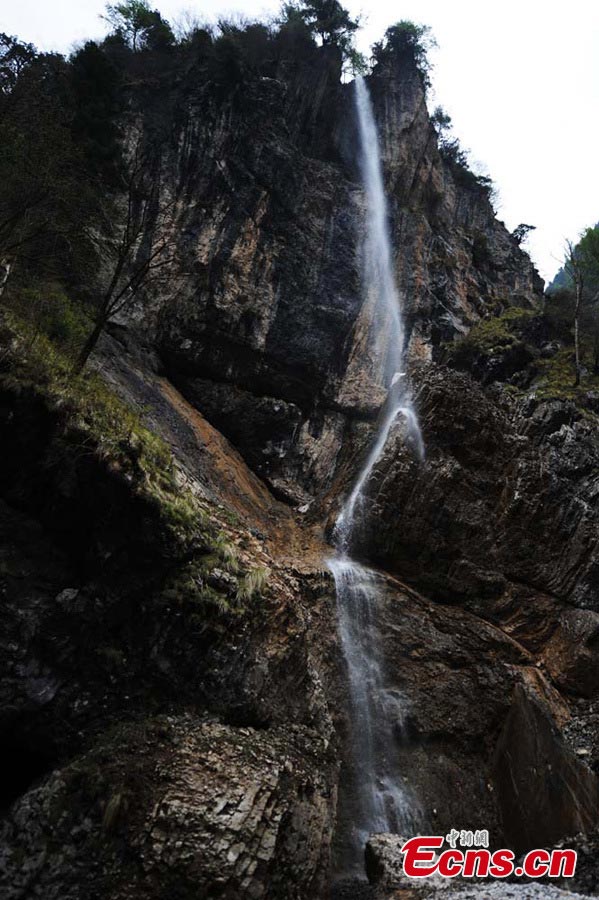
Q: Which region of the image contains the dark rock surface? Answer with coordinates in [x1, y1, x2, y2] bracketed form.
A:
[0, 340, 341, 898]
[493, 685, 599, 854]
[0, 717, 336, 900]
[330, 567, 598, 862]
[350, 365, 599, 613]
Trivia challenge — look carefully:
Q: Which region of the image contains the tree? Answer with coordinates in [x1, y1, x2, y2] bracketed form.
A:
[431, 105, 452, 138]
[577, 226, 599, 375]
[372, 21, 436, 88]
[0, 33, 36, 94]
[578, 226, 599, 287]
[74, 139, 176, 372]
[102, 1, 174, 52]
[0, 48, 97, 291]
[562, 227, 599, 384]
[564, 240, 584, 386]
[70, 42, 122, 180]
[512, 223, 536, 246]
[171, 10, 209, 45]
[431, 103, 495, 201]
[280, 0, 359, 58]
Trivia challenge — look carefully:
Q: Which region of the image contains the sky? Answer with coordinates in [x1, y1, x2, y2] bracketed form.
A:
[2, 0, 598, 283]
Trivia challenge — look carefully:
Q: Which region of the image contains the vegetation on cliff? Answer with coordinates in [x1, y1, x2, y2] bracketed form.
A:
[443, 222, 599, 403]
[1, 1, 364, 366]
[445, 295, 599, 406]
[1, 309, 198, 540]
[372, 21, 435, 87]
[0, 306, 271, 623]
[431, 104, 497, 200]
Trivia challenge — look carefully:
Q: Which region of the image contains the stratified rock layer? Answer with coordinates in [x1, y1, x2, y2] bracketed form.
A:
[0, 718, 336, 900]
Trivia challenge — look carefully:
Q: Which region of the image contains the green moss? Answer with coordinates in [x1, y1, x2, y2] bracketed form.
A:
[460, 307, 536, 354]
[161, 554, 269, 618]
[2, 309, 272, 632]
[533, 348, 599, 401]
[1, 311, 205, 544]
[162, 559, 241, 617]
[501, 383, 522, 396]
[4, 282, 92, 358]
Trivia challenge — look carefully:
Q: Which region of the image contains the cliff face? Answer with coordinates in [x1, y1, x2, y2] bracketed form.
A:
[1, 42, 598, 900]
[367, 57, 543, 347]
[152, 51, 541, 505]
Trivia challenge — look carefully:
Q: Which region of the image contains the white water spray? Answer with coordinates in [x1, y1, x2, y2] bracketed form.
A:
[330, 76, 424, 864]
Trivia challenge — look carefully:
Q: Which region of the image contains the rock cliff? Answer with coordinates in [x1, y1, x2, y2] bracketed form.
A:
[152, 50, 540, 504]
[1, 39, 598, 900]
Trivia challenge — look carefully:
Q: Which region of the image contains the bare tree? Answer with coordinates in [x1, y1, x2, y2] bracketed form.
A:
[74, 143, 177, 372]
[171, 9, 210, 43]
[563, 233, 599, 386]
[565, 240, 584, 386]
[0, 259, 10, 298]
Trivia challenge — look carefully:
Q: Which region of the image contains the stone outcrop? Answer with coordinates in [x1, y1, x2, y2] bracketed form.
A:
[350, 365, 599, 618]
[0, 717, 336, 900]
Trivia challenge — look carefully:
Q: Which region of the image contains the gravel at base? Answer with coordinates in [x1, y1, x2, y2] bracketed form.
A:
[443, 885, 595, 899]
[331, 878, 597, 899]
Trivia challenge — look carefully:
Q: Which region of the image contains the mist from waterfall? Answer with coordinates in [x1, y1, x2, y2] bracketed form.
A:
[329, 75, 424, 866]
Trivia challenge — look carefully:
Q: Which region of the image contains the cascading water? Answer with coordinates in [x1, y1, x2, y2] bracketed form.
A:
[329, 75, 424, 865]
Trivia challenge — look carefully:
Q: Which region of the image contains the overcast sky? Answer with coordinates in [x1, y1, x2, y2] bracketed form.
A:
[2, 0, 598, 282]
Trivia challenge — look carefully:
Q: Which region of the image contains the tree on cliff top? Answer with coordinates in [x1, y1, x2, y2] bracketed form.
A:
[102, 1, 174, 52]
[0, 42, 99, 293]
[0, 32, 36, 93]
[372, 21, 435, 87]
[282, 0, 358, 46]
[279, 0, 364, 71]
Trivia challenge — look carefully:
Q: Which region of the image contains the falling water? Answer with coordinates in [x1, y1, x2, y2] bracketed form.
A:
[329, 76, 424, 865]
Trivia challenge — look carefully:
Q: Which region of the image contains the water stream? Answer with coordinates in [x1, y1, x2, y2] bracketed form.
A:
[329, 75, 424, 863]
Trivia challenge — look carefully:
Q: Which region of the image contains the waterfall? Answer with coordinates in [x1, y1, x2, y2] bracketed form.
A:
[329, 76, 424, 866]
[335, 76, 424, 554]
